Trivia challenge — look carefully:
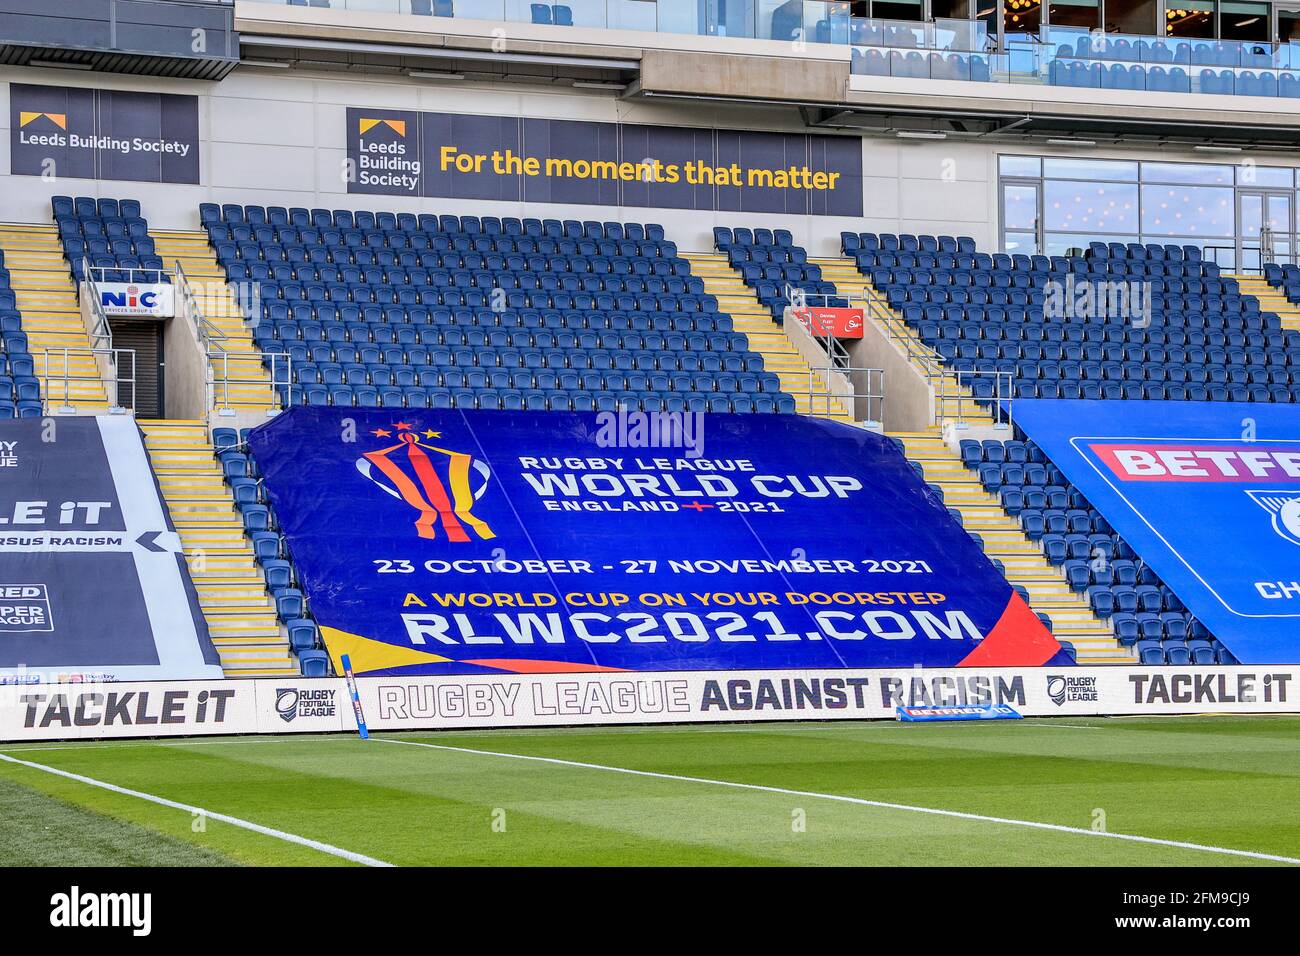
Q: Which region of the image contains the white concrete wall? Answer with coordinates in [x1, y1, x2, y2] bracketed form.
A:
[3, 65, 1300, 257]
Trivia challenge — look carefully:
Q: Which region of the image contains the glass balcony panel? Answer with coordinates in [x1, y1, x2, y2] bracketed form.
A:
[656, 0, 705, 36]
[758, 0, 805, 40]
[609, 0, 659, 30]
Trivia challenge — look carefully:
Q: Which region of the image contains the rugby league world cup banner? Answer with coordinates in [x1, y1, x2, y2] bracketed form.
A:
[346, 108, 863, 216]
[249, 408, 1066, 678]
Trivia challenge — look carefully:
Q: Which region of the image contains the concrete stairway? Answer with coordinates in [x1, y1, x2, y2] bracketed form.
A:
[0, 223, 109, 412]
[894, 429, 1133, 663]
[151, 230, 280, 415]
[1230, 273, 1300, 333]
[828, 254, 1132, 662]
[684, 251, 854, 421]
[809, 256, 871, 301]
[139, 419, 296, 676]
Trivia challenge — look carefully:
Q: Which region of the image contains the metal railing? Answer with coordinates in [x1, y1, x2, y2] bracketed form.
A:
[1202, 242, 1300, 274]
[62, 261, 137, 414]
[785, 364, 885, 426]
[79, 256, 116, 354]
[858, 283, 1013, 431]
[175, 261, 291, 416]
[40, 347, 135, 415]
[783, 286, 884, 426]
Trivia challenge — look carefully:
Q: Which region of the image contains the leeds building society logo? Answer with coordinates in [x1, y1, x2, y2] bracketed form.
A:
[1046, 674, 1099, 707]
[356, 422, 495, 543]
[19, 110, 67, 130]
[275, 687, 339, 723]
[1245, 491, 1300, 547]
[359, 117, 406, 137]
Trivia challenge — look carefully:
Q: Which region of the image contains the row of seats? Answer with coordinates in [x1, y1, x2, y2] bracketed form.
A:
[1264, 263, 1300, 306]
[288, 2, 574, 27]
[290, 364, 780, 393]
[224, 256, 693, 283]
[1136, 639, 1229, 665]
[213, 233, 679, 262]
[842, 232, 979, 255]
[1056, 35, 1282, 68]
[0, 252, 39, 418]
[213, 428, 325, 676]
[209, 206, 795, 416]
[716, 228, 842, 319]
[252, 285, 718, 315]
[52, 197, 167, 284]
[850, 38, 1297, 98]
[852, 48, 992, 82]
[260, 327, 753, 360]
[873, 270, 1233, 295]
[908, 313, 1284, 348]
[857, 252, 1217, 279]
[286, 385, 791, 413]
[256, 304, 733, 335]
[204, 204, 667, 242]
[1050, 61, 1300, 97]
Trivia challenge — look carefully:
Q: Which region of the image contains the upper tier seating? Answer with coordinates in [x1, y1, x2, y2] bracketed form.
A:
[205, 205, 795, 413]
[51, 195, 164, 283]
[850, 31, 1299, 98]
[845, 232, 1300, 407]
[714, 227, 846, 320]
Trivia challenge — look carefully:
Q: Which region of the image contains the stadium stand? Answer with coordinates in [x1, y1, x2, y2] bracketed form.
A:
[204, 204, 798, 415]
[0, 241, 39, 419]
[842, 233, 1299, 406]
[713, 227, 848, 321]
[52, 195, 164, 285]
[828, 231, 1298, 663]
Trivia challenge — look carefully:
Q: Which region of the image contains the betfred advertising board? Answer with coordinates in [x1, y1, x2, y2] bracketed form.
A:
[1013, 400, 1300, 664]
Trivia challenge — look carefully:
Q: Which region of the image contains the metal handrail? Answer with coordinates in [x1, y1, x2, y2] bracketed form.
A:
[782, 288, 885, 425]
[789, 365, 885, 426]
[174, 260, 290, 415]
[859, 283, 1014, 430]
[40, 347, 135, 415]
[1203, 242, 1299, 274]
[78, 257, 115, 354]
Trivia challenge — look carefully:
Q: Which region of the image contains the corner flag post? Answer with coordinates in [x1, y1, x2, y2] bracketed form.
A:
[340, 653, 369, 740]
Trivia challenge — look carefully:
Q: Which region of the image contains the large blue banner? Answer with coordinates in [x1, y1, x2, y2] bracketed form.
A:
[250, 409, 1065, 676]
[0, 416, 221, 683]
[1013, 399, 1300, 664]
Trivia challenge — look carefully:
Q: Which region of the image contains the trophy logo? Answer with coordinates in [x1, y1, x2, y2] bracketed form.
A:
[357, 422, 495, 542]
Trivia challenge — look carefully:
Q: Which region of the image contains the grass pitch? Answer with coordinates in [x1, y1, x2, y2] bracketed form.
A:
[1, 716, 1298, 867]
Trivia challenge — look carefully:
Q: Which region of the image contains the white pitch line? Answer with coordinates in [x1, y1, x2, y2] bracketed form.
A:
[375, 737, 1300, 866]
[0, 751, 393, 868]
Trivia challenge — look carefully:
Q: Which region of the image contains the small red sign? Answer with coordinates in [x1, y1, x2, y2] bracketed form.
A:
[793, 307, 864, 340]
